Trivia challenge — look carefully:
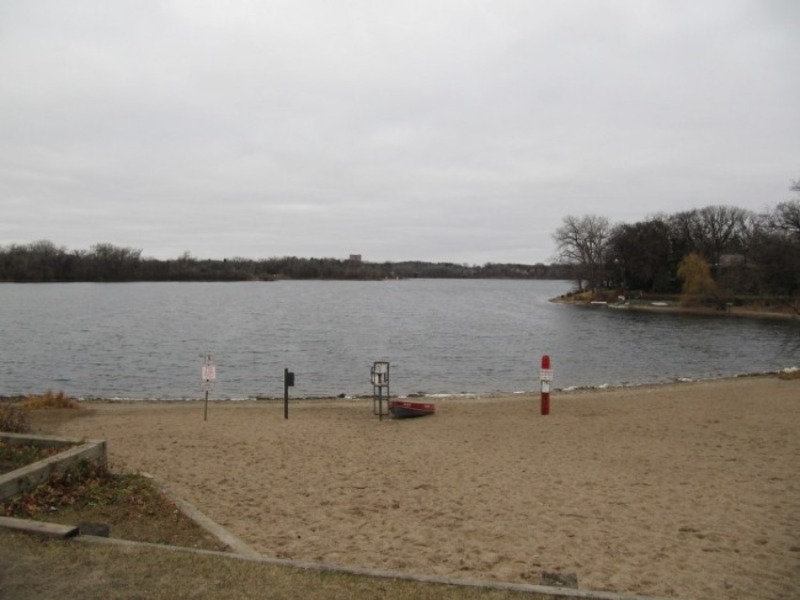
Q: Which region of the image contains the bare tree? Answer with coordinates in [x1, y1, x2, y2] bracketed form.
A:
[608, 217, 673, 292]
[553, 215, 611, 292]
[693, 205, 751, 271]
[88, 243, 143, 281]
[771, 199, 800, 239]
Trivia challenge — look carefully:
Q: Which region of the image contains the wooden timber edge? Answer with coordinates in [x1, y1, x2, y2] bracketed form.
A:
[0, 515, 79, 538]
[0, 519, 683, 600]
[0, 433, 106, 502]
[74, 536, 685, 600]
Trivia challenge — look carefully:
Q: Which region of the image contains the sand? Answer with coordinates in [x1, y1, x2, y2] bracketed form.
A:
[48, 376, 799, 599]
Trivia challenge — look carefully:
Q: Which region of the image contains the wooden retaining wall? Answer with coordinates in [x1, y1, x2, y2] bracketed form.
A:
[0, 433, 106, 502]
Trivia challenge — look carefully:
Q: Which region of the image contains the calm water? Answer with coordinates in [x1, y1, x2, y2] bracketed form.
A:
[1, 280, 798, 399]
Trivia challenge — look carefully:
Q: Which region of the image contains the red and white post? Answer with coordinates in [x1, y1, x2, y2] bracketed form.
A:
[539, 355, 552, 415]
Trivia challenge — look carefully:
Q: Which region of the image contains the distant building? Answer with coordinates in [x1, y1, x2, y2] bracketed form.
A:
[719, 254, 745, 268]
[349, 254, 362, 262]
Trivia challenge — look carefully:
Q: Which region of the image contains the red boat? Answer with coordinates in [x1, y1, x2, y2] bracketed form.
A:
[389, 399, 436, 419]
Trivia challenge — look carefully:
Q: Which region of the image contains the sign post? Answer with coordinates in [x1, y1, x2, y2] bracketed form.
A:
[284, 368, 295, 420]
[540, 355, 553, 416]
[202, 353, 216, 421]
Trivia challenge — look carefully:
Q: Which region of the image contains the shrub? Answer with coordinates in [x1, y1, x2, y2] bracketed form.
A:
[0, 404, 31, 433]
[20, 389, 80, 410]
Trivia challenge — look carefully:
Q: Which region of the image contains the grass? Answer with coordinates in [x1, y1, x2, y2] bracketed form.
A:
[0, 404, 31, 434]
[1, 459, 228, 551]
[0, 531, 558, 600]
[0, 389, 83, 434]
[779, 369, 800, 380]
[0, 398, 565, 600]
[0, 441, 65, 474]
[18, 389, 82, 410]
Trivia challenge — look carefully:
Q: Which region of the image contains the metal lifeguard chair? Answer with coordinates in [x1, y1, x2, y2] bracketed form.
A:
[371, 361, 390, 420]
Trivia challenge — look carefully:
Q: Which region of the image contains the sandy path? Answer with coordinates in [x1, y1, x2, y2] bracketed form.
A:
[50, 376, 800, 599]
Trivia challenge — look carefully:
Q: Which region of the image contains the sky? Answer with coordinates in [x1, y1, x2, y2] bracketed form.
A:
[1, 1, 798, 265]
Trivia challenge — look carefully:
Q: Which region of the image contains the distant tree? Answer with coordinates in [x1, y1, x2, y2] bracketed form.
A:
[748, 184, 800, 297]
[0, 240, 73, 281]
[608, 218, 673, 292]
[553, 215, 611, 292]
[677, 253, 718, 306]
[770, 199, 800, 239]
[665, 209, 701, 276]
[87, 243, 142, 281]
[747, 227, 799, 296]
[693, 205, 751, 273]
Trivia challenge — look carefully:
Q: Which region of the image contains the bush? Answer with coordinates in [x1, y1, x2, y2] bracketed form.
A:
[20, 390, 80, 410]
[0, 404, 31, 433]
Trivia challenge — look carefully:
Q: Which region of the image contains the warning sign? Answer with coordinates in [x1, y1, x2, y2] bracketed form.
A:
[202, 362, 216, 381]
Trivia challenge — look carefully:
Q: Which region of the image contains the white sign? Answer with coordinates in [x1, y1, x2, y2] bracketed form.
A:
[202, 364, 216, 381]
[539, 368, 553, 382]
[371, 361, 389, 386]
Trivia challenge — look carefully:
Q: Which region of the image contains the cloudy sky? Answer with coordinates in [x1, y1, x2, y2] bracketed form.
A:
[1, 1, 798, 264]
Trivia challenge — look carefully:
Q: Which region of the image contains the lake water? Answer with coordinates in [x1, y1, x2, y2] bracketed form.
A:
[1, 280, 798, 399]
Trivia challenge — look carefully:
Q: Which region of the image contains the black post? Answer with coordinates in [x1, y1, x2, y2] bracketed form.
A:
[204, 390, 209, 421]
[284, 368, 289, 420]
[283, 368, 295, 419]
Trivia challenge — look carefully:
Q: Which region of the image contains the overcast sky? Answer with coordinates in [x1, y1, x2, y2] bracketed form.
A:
[1, 1, 798, 264]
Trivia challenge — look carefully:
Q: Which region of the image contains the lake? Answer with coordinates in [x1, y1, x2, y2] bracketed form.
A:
[1, 280, 798, 399]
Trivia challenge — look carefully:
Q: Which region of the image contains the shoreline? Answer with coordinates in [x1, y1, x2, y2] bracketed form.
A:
[25, 369, 794, 404]
[550, 296, 800, 321]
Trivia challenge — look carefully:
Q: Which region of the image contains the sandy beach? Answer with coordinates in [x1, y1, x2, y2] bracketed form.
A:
[44, 376, 799, 599]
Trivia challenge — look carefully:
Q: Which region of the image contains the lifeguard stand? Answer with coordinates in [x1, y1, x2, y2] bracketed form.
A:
[371, 361, 390, 420]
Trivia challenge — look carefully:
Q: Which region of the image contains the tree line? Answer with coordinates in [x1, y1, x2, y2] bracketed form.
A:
[0, 243, 571, 282]
[553, 182, 800, 301]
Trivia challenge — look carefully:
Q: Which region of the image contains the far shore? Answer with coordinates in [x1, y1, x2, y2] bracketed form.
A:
[551, 294, 800, 320]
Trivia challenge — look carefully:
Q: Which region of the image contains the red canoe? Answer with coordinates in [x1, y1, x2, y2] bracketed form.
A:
[389, 399, 436, 419]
